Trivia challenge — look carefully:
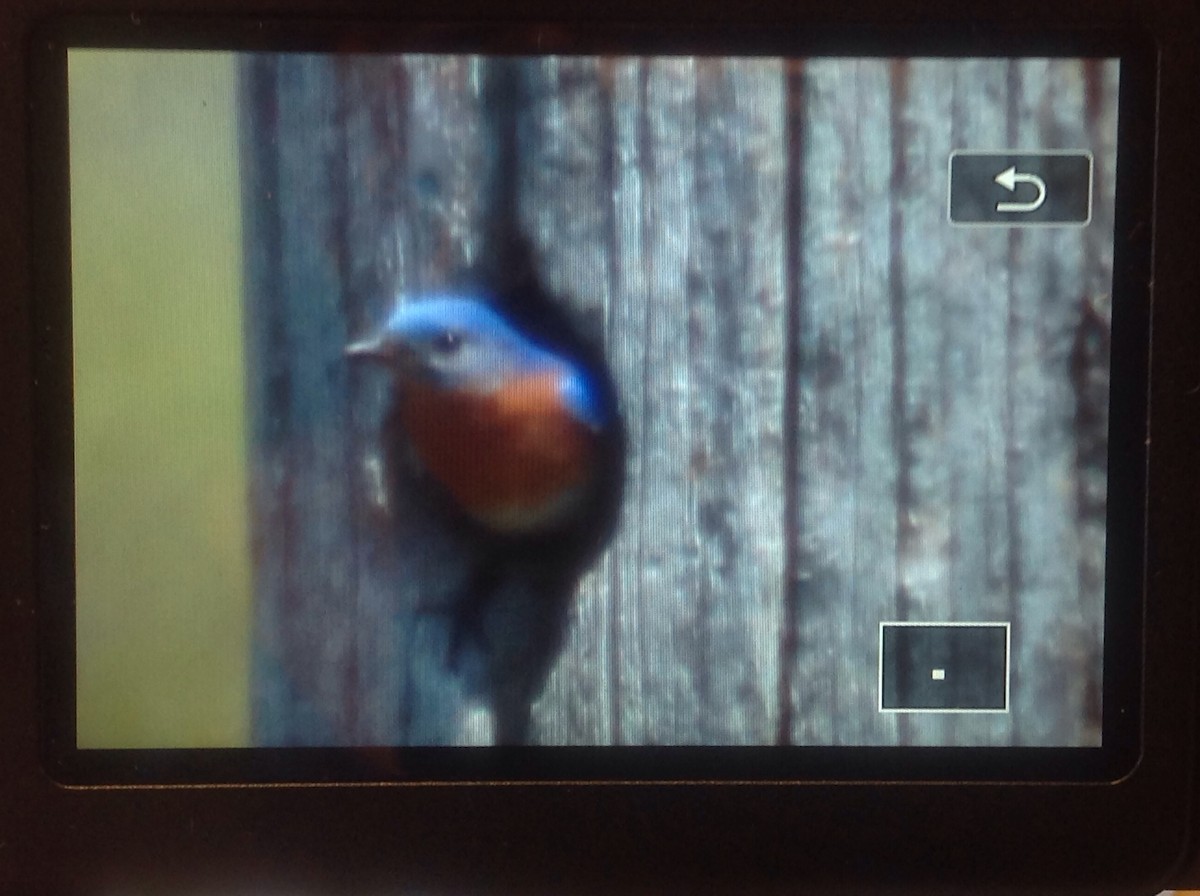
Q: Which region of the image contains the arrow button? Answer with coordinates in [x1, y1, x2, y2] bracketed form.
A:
[948, 151, 1092, 226]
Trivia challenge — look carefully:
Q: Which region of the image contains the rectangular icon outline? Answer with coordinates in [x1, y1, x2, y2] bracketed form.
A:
[877, 621, 1012, 714]
[946, 149, 1094, 228]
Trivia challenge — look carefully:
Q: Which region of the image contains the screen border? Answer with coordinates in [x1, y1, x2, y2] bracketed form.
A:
[29, 13, 1156, 787]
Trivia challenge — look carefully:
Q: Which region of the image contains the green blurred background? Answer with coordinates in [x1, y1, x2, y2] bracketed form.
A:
[69, 49, 252, 748]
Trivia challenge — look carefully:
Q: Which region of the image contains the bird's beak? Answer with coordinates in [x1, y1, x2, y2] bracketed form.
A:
[345, 334, 424, 376]
[344, 335, 390, 363]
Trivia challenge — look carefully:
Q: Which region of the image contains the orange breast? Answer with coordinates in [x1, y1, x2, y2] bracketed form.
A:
[401, 372, 596, 531]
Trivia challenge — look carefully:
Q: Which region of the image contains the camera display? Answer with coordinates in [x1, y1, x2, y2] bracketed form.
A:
[57, 42, 1139, 770]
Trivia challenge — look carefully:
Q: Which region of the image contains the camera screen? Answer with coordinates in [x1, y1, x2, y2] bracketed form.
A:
[55, 38, 1147, 772]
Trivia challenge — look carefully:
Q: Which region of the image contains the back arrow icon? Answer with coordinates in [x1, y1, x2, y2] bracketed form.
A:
[994, 165, 1047, 213]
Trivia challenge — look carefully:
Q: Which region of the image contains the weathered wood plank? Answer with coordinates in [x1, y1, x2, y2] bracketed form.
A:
[685, 59, 788, 745]
[613, 58, 706, 745]
[243, 53, 363, 746]
[790, 58, 900, 746]
[1004, 58, 1109, 746]
[937, 58, 1015, 747]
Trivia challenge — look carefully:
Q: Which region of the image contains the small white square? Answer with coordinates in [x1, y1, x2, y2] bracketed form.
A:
[931, 668, 946, 681]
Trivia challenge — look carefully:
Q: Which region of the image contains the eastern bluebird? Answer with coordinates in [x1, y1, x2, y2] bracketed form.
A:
[347, 292, 624, 743]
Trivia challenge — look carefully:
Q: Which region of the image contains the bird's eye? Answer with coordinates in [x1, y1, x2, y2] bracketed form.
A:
[432, 330, 462, 354]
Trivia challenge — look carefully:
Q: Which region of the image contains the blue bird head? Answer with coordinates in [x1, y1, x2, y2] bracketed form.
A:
[346, 295, 612, 430]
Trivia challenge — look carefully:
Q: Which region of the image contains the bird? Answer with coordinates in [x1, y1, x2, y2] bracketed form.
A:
[346, 291, 624, 744]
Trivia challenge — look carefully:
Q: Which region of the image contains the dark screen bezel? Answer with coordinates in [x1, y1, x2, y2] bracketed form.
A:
[29, 15, 1155, 788]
